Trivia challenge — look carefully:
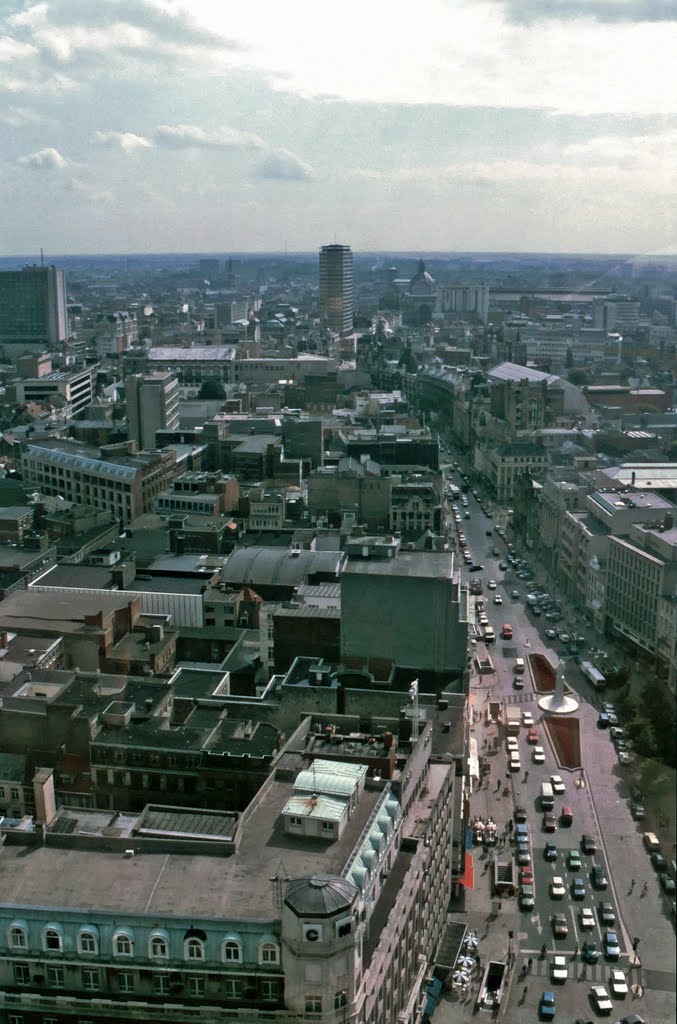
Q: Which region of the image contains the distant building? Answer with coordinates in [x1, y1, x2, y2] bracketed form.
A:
[0, 265, 68, 351]
[401, 259, 437, 326]
[126, 371, 180, 450]
[435, 282, 489, 323]
[7, 364, 97, 417]
[319, 244, 354, 335]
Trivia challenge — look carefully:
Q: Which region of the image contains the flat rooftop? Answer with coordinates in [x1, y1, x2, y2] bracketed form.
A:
[343, 549, 454, 580]
[0, 778, 381, 922]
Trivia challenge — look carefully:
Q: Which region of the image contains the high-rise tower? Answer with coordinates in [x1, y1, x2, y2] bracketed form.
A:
[319, 244, 354, 335]
[0, 265, 68, 351]
[125, 371, 180, 450]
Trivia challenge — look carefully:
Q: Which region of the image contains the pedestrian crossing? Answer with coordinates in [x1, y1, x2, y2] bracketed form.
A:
[518, 955, 635, 984]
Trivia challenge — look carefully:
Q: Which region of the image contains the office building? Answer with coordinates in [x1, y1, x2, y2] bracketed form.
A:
[0, 265, 68, 350]
[435, 282, 489, 323]
[319, 244, 354, 335]
[126, 371, 180, 450]
[8, 365, 97, 418]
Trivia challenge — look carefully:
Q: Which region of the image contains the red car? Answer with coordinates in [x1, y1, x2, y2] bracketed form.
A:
[526, 728, 539, 744]
[519, 866, 533, 885]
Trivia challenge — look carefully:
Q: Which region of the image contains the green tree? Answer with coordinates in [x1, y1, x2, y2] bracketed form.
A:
[568, 369, 588, 387]
[625, 717, 657, 760]
[198, 379, 226, 400]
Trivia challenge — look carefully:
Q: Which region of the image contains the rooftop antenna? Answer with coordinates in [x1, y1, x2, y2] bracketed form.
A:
[409, 678, 420, 742]
[40, 247, 44, 267]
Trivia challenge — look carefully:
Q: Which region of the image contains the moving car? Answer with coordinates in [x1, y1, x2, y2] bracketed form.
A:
[487, 579, 496, 589]
[560, 806, 573, 827]
[572, 877, 586, 900]
[509, 751, 521, 771]
[551, 955, 568, 983]
[501, 623, 513, 639]
[493, 595, 503, 605]
[539, 991, 556, 1020]
[592, 864, 608, 889]
[511, 589, 520, 598]
[582, 940, 600, 964]
[533, 746, 545, 764]
[527, 728, 539, 744]
[514, 806, 528, 823]
[599, 901, 615, 925]
[507, 737, 519, 752]
[550, 876, 566, 899]
[603, 931, 620, 960]
[591, 985, 613, 1014]
[523, 711, 534, 726]
[544, 842, 558, 861]
[550, 775, 566, 794]
[580, 907, 595, 930]
[552, 913, 568, 938]
[543, 813, 558, 832]
[567, 849, 582, 870]
[609, 970, 628, 997]
[581, 834, 596, 854]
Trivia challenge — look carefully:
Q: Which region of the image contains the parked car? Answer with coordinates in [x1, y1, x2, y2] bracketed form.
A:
[650, 852, 667, 872]
[516, 844, 531, 865]
[519, 866, 534, 885]
[631, 803, 645, 821]
[520, 883, 535, 909]
[618, 751, 632, 766]
[511, 589, 520, 599]
[659, 873, 676, 894]
[552, 913, 568, 938]
[591, 984, 613, 1014]
[539, 991, 556, 1020]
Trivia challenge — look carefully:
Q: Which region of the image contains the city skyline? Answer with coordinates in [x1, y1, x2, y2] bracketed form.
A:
[1, 0, 675, 256]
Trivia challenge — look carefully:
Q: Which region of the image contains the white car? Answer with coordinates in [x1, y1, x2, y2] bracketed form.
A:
[532, 746, 545, 764]
[507, 737, 519, 752]
[579, 907, 595, 930]
[487, 580, 497, 589]
[509, 753, 521, 772]
[493, 594, 503, 604]
[523, 712, 534, 727]
[591, 985, 613, 1014]
[551, 955, 568, 982]
[550, 774, 565, 794]
[550, 876, 566, 899]
[618, 751, 632, 766]
[609, 970, 628, 997]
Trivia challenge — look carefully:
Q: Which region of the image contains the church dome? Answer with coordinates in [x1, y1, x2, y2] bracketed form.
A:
[409, 258, 436, 295]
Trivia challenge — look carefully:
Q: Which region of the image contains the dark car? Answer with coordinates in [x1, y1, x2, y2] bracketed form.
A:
[499, 561, 508, 570]
[520, 884, 535, 909]
[660, 874, 676, 894]
[603, 930, 620, 960]
[631, 803, 645, 821]
[469, 564, 484, 572]
[581, 834, 596, 854]
[544, 842, 558, 861]
[591, 864, 608, 889]
[582, 940, 599, 964]
[543, 813, 558, 833]
[629, 785, 643, 802]
[514, 806, 528, 823]
[651, 852, 668, 872]
[599, 901, 615, 925]
[571, 877, 586, 900]
[597, 713, 610, 729]
[552, 913, 568, 938]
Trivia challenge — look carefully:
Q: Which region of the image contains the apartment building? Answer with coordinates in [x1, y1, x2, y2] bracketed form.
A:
[0, 714, 455, 1024]
[8, 365, 96, 417]
[16, 439, 182, 525]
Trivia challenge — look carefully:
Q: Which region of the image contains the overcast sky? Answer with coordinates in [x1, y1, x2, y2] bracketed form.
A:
[1, 0, 675, 255]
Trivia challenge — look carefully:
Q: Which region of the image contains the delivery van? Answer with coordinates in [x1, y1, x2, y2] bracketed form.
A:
[540, 782, 554, 809]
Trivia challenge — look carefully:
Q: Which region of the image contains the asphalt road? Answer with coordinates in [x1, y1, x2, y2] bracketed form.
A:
[442, 464, 676, 1023]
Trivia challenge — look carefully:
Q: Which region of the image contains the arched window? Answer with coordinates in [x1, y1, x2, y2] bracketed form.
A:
[259, 941, 279, 965]
[149, 934, 169, 960]
[77, 928, 99, 955]
[42, 925, 63, 953]
[113, 930, 134, 957]
[8, 925, 28, 950]
[222, 939, 242, 963]
[185, 937, 205, 961]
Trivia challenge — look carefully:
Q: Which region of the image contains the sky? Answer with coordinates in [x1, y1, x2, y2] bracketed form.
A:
[1, 0, 676, 256]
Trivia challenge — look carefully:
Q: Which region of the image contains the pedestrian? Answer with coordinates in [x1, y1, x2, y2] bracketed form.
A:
[523, 985, 528, 1000]
[527, 958, 533, 972]
[641, 882, 648, 897]
[629, 878, 635, 892]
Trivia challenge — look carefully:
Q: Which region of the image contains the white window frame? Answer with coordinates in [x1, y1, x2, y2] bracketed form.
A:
[118, 970, 135, 992]
[188, 975, 205, 997]
[149, 935, 169, 960]
[81, 967, 100, 991]
[42, 926, 63, 953]
[222, 939, 242, 963]
[46, 965, 65, 988]
[8, 926, 28, 950]
[77, 929, 98, 955]
[113, 931, 134, 958]
[184, 937, 205, 961]
[259, 941, 279, 965]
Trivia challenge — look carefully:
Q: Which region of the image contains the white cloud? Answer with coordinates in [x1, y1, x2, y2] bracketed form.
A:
[0, 34, 36, 60]
[18, 146, 69, 170]
[0, 104, 46, 126]
[155, 123, 265, 150]
[93, 130, 153, 151]
[66, 176, 114, 202]
[256, 148, 313, 181]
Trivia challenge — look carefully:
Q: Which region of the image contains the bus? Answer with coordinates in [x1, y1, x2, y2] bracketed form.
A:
[580, 660, 606, 690]
[447, 484, 460, 500]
